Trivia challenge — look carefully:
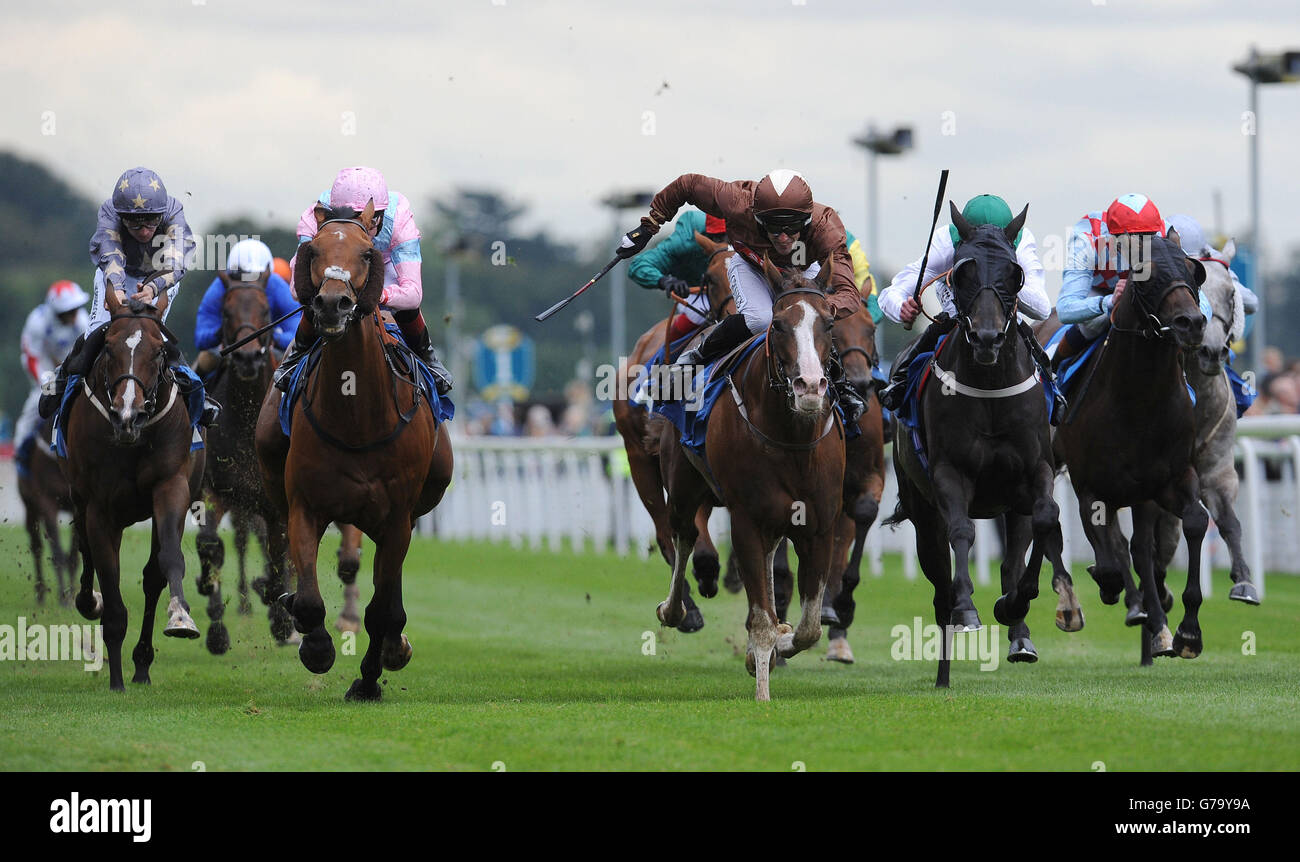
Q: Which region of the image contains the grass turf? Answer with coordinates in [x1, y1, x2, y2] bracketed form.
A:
[0, 526, 1296, 771]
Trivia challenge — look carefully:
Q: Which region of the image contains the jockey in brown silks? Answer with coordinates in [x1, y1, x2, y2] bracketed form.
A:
[616, 169, 866, 422]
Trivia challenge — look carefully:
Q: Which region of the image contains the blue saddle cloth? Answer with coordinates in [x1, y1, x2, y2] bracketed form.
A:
[629, 330, 701, 412]
[278, 322, 455, 438]
[52, 367, 206, 458]
[1225, 351, 1256, 418]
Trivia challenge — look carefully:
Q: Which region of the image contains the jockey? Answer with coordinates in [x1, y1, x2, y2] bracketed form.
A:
[618, 169, 867, 422]
[193, 239, 303, 378]
[1053, 193, 1213, 367]
[1165, 213, 1258, 315]
[15, 281, 89, 472]
[878, 194, 1053, 411]
[275, 166, 452, 395]
[627, 210, 729, 341]
[272, 257, 292, 284]
[37, 167, 217, 425]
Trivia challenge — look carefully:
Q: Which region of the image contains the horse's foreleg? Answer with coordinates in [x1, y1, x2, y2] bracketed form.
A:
[690, 504, 721, 599]
[1077, 492, 1130, 611]
[1163, 473, 1209, 659]
[261, 508, 294, 644]
[233, 512, 252, 615]
[85, 508, 126, 691]
[784, 530, 833, 658]
[931, 463, 980, 631]
[195, 498, 224, 597]
[71, 502, 101, 622]
[1130, 502, 1173, 665]
[345, 525, 412, 703]
[335, 523, 363, 634]
[658, 488, 703, 631]
[996, 513, 1039, 663]
[772, 538, 794, 624]
[25, 506, 47, 604]
[907, 488, 953, 688]
[133, 531, 167, 683]
[1201, 468, 1259, 605]
[731, 513, 781, 702]
[154, 477, 200, 642]
[286, 505, 332, 673]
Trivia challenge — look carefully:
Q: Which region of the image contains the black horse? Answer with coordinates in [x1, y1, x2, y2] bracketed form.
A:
[888, 204, 1072, 687]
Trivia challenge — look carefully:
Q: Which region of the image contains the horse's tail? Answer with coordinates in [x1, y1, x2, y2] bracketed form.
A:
[881, 498, 909, 529]
[642, 414, 667, 456]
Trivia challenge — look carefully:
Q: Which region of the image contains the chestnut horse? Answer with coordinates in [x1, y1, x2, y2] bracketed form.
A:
[19, 416, 78, 605]
[60, 290, 206, 691]
[613, 232, 734, 631]
[255, 201, 453, 701]
[657, 257, 845, 701]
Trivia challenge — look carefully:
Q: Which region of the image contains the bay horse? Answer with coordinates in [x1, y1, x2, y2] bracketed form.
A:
[1043, 228, 1210, 665]
[18, 415, 78, 605]
[196, 270, 294, 654]
[889, 205, 1070, 688]
[820, 297, 886, 663]
[255, 200, 453, 702]
[1152, 241, 1259, 605]
[657, 256, 844, 701]
[60, 288, 206, 691]
[612, 231, 735, 631]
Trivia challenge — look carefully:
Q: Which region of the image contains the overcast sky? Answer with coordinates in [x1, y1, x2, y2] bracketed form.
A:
[4, 0, 1300, 294]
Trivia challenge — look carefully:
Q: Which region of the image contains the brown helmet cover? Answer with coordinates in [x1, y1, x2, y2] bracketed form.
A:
[753, 169, 813, 215]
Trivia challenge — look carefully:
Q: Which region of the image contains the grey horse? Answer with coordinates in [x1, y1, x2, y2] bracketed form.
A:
[1152, 238, 1260, 606]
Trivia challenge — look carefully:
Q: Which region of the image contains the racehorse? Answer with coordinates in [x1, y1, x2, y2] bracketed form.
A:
[60, 288, 206, 690]
[820, 298, 886, 663]
[889, 205, 1069, 687]
[656, 256, 845, 701]
[255, 200, 453, 701]
[1153, 239, 1260, 605]
[1042, 228, 1211, 665]
[195, 270, 294, 654]
[18, 416, 78, 605]
[612, 231, 735, 631]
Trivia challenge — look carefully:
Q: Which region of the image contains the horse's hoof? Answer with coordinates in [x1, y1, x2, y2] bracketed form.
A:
[676, 605, 705, 634]
[1089, 566, 1121, 605]
[251, 576, 272, 605]
[298, 628, 335, 674]
[335, 614, 362, 635]
[1150, 625, 1176, 658]
[344, 678, 382, 702]
[1099, 589, 1120, 606]
[1229, 582, 1261, 605]
[76, 590, 103, 621]
[821, 604, 841, 627]
[130, 672, 150, 685]
[1124, 603, 1147, 627]
[692, 552, 720, 599]
[237, 595, 253, 615]
[949, 608, 982, 632]
[163, 597, 201, 639]
[1055, 606, 1085, 633]
[205, 622, 230, 655]
[1172, 628, 1202, 659]
[381, 634, 413, 671]
[825, 636, 855, 664]
[722, 565, 743, 594]
[656, 600, 684, 628]
[1007, 637, 1038, 663]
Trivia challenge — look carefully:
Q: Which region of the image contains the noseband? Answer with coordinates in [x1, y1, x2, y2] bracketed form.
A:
[85, 313, 178, 429]
[223, 283, 272, 357]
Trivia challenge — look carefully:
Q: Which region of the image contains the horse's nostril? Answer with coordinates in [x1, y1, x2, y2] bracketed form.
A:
[312, 294, 326, 311]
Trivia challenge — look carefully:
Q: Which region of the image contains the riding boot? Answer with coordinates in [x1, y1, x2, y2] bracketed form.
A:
[672, 312, 750, 368]
[1049, 325, 1086, 372]
[827, 349, 866, 425]
[273, 312, 318, 393]
[396, 309, 453, 395]
[38, 323, 107, 420]
[172, 362, 221, 427]
[1018, 320, 1068, 422]
[879, 314, 954, 412]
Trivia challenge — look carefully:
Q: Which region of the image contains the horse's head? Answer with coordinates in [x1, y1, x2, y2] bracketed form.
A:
[761, 254, 835, 417]
[217, 270, 272, 381]
[294, 200, 385, 340]
[98, 287, 177, 446]
[1114, 229, 1206, 349]
[949, 201, 1028, 366]
[694, 231, 735, 322]
[832, 298, 880, 398]
[1191, 239, 1239, 377]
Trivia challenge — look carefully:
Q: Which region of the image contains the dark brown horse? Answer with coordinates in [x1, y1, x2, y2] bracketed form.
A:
[18, 415, 79, 605]
[255, 200, 453, 701]
[61, 289, 206, 691]
[1042, 229, 1211, 665]
[613, 232, 735, 632]
[821, 298, 887, 663]
[890, 207, 1068, 687]
[195, 271, 295, 654]
[657, 257, 845, 701]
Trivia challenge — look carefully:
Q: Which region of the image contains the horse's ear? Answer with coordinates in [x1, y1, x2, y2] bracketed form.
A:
[104, 278, 122, 315]
[1221, 238, 1236, 263]
[217, 271, 232, 289]
[693, 230, 720, 254]
[1005, 204, 1028, 245]
[950, 201, 974, 243]
[313, 204, 332, 229]
[153, 283, 170, 317]
[761, 253, 784, 292]
[357, 247, 386, 312]
[294, 244, 317, 302]
[256, 268, 270, 289]
[360, 199, 375, 227]
[1186, 257, 1207, 288]
[814, 253, 834, 290]
[1166, 226, 1182, 250]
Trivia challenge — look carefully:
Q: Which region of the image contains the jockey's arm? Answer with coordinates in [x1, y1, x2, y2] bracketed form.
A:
[20, 309, 45, 383]
[89, 201, 129, 292]
[879, 232, 956, 324]
[1013, 228, 1050, 321]
[628, 215, 701, 289]
[1058, 225, 1109, 325]
[194, 277, 225, 351]
[648, 174, 747, 229]
[379, 205, 423, 310]
[145, 200, 196, 300]
[267, 274, 302, 350]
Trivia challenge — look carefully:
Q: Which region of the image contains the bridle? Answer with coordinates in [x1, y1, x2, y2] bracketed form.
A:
[84, 313, 178, 430]
[950, 254, 1021, 349]
[222, 283, 272, 359]
[312, 217, 374, 328]
[1109, 272, 1201, 341]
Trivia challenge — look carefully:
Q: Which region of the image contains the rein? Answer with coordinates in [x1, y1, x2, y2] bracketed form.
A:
[81, 311, 180, 431]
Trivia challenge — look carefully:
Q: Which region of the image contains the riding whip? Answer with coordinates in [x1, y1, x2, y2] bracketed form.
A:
[534, 255, 621, 322]
[904, 168, 950, 331]
[220, 306, 306, 356]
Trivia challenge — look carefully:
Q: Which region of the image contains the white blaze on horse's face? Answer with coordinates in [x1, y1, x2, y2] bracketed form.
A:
[790, 300, 828, 414]
[118, 328, 143, 422]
